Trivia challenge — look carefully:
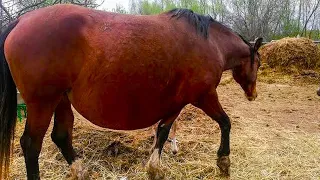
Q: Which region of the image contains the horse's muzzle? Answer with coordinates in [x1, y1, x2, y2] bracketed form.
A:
[317, 88, 320, 96]
[246, 94, 257, 101]
[246, 88, 257, 101]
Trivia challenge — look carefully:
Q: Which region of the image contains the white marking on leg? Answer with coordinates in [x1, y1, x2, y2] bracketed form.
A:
[147, 148, 160, 168]
[169, 121, 178, 154]
[146, 148, 164, 179]
[150, 124, 158, 153]
[171, 137, 178, 154]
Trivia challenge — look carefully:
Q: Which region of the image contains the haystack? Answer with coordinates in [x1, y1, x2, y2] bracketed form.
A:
[259, 37, 320, 73]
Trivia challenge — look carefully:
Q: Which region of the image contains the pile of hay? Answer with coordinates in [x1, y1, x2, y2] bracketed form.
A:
[259, 37, 320, 73]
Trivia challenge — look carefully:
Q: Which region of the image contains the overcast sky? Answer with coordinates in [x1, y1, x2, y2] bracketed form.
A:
[97, 0, 129, 11]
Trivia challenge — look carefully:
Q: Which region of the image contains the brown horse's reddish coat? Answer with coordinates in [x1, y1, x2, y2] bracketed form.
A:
[0, 5, 264, 179]
[5, 4, 249, 130]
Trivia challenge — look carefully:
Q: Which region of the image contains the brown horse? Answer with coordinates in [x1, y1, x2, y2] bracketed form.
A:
[0, 4, 263, 179]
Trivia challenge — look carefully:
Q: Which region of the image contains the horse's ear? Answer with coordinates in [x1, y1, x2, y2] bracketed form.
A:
[254, 37, 263, 52]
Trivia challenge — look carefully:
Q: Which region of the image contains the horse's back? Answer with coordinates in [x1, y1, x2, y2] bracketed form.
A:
[5, 4, 171, 94]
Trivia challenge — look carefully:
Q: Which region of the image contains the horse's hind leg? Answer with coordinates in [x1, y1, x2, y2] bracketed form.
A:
[20, 99, 60, 180]
[146, 111, 181, 180]
[194, 89, 231, 176]
[51, 95, 76, 164]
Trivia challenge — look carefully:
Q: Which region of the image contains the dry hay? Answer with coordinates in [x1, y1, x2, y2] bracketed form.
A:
[8, 74, 320, 179]
[259, 37, 320, 74]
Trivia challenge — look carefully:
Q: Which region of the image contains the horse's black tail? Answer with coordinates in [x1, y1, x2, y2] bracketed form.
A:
[0, 20, 19, 179]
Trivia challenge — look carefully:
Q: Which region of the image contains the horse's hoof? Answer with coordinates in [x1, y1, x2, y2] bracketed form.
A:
[70, 159, 89, 180]
[146, 163, 165, 180]
[170, 138, 178, 155]
[217, 156, 230, 176]
[146, 149, 165, 180]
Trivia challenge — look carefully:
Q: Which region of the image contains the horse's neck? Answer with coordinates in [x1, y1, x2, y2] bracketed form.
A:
[221, 39, 250, 71]
[209, 22, 250, 71]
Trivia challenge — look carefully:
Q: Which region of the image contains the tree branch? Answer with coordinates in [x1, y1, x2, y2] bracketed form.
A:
[301, 0, 320, 36]
[17, 0, 47, 16]
[0, 3, 13, 21]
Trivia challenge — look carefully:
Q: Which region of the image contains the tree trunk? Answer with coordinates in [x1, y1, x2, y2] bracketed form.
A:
[0, 0, 2, 33]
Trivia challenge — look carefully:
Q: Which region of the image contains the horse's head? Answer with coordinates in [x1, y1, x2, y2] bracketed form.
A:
[232, 37, 263, 101]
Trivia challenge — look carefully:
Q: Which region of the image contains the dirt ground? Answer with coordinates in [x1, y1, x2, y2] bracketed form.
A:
[10, 72, 320, 179]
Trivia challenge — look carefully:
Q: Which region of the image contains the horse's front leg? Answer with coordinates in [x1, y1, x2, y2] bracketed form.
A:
[51, 95, 76, 165]
[168, 121, 178, 155]
[146, 111, 180, 180]
[150, 120, 179, 155]
[194, 89, 231, 176]
[50, 95, 88, 179]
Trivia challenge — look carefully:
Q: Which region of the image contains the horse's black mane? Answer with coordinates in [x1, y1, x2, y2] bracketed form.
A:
[168, 8, 255, 63]
[167, 9, 252, 46]
[168, 8, 213, 38]
[237, 33, 255, 64]
[237, 33, 253, 47]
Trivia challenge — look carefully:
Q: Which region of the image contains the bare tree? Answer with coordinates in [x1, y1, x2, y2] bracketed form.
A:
[301, 0, 320, 36]
[0, 0, 104, 31]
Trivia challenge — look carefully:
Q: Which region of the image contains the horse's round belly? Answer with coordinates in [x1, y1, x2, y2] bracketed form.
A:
[66, 37, 187, 130]
[68, 77, 180, 130]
